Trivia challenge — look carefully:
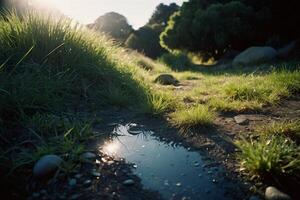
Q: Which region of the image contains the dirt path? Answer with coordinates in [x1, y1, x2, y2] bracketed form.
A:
[26, 96, 300, 200]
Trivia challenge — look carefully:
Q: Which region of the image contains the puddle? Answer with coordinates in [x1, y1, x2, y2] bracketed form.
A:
[99, 123, 234, 200]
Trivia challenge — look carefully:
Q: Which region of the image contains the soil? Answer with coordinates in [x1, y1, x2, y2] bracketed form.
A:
[23, 96, 300, 200]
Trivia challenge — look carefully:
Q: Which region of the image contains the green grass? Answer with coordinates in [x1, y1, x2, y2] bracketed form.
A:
[188, 69, 300, 112]
[236, 135, 300, 177]
[0, 10, 160, 190]
[170, 105, 216, 130]
[257, 120, 300, 143]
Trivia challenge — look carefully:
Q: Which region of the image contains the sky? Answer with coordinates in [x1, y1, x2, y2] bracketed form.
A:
[32, 0, 186, 29]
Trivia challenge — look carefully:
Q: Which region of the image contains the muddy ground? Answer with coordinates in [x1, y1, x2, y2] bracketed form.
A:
[24, 96, 300, 200]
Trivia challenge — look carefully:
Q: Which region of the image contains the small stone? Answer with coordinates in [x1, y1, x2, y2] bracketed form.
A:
[91, 171, 101, 177]
[59, 194, 66, 199]
[212, 179, 217, 183]
[249, 195, 261, 200]
[81, 152, 96, 160]
[33, 155, 63, 178]
[70, 194, 80, 200]
[194, 162, 200, 167]
[40, 190, 47, 195]
[69, 179, 77, 187]
[154, 74, 179, 85]
[123, 179, 135, 186]
[265, 186, 291, 200]
[83, 180, 92, 186]
[32, 192, 40, 198]
[176, 182, 182, 187]
[74, 174, 82, 179]
[234, 115, 249, 125]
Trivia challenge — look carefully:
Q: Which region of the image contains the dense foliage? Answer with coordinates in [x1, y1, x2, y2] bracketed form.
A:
[160, 0, 300, 60]
[125, 3, 179, 58]
[88, 12, 133, 43]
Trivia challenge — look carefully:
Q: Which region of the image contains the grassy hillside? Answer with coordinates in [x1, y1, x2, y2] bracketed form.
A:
[1, 10, 300, 199]
[0, 11, 172, 197]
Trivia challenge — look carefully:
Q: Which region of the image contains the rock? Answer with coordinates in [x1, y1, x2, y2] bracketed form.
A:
[74, 174, 82, 179]
[81, 152, 96, 160]
[91, 171, 101, 177]
[265, 186, 291, 200]
[233, 47, 277, 66]
[33, 155, 63, 178]
[249, 195, 261, 200]
[70, 194, 80, 200]
[234, 115, 249, 125]
[175, 182, 181, 187]
[83, 180, 92, 186]
[68, 178, 77, 187]
[123, 179, 135, 186]
[154, 74, 179, 85]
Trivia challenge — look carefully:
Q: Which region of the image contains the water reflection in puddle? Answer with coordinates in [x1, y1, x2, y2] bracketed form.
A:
[100, 123, 232, 200]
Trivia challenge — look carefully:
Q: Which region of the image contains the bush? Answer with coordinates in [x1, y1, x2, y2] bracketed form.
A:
[159, 51, 192, 70]
[126, 25, 166, 58]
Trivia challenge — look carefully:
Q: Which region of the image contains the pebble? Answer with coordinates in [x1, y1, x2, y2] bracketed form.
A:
[33, 155, 63, 178]
[69, 178, 77, 187]
[234, 115, 249, 125]
[74, 174, 82, 179]
[70, 194, 80, 200]
[83, 180, 92, 186]
[249, 195, 261, 200]
[81, 152, 97, 160]
[176, 182, 182, 187]
[123, 179, 135, 186]
[32, 192, 40, 198]
[91, 171, 101, 177]
[265, 186, 291, 200]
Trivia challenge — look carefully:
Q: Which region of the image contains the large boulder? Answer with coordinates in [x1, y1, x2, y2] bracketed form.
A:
[33, 155, 63, 178]
[233, 47, 277, 66]
[154, 74, 179, 86]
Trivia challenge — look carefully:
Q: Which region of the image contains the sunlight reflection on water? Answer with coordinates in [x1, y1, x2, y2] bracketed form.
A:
[99, 123, 232, 200]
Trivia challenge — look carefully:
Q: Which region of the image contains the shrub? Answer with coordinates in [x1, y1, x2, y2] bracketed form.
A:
[159, 51, 192, 70]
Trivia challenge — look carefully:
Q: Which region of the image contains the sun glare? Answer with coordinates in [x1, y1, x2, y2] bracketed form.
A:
[102, 142, 120, 155]
[28, 0, 186, 28]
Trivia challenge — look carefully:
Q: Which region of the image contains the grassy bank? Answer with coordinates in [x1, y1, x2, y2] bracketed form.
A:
[1, 9, 300, 199]
[0, 11, 171, 198]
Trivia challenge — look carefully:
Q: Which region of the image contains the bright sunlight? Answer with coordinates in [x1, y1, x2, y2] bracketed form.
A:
[31, 0, 186, 28]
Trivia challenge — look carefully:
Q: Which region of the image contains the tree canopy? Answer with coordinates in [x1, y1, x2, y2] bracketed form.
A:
[160, 0, 300, 60]
[125, 3, 179, 58]
[88, 12, 133, 43]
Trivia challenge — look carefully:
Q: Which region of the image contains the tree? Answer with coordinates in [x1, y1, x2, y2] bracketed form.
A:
[160, 0, 300, 60]
[88, 12, 133, 43]
[126, 3, 179, 58]
[126, 24, 166, 58]
[148, 3, 179, 26]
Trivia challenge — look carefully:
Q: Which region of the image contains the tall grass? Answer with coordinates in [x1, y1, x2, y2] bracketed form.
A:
[0, 11, 161, 197]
